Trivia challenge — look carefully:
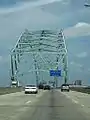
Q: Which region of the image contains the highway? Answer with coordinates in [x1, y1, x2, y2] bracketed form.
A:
[0, 89, 90, 120]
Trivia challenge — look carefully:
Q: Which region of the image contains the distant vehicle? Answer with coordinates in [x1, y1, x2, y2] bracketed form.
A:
[38, 83, 44, 89]
[24, 85, 38, 94]
[44, 85, 51, 90]
[50, 85, 54, 89]
[61, 84, 70, 92]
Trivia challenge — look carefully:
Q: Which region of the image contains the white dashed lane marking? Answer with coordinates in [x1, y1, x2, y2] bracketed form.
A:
[66, 95, 70, 98]
[81, 104, 84, 107]
[26, 101, 31, 104]
[59, 91, 86, 107]
[72, 99, 78, 104]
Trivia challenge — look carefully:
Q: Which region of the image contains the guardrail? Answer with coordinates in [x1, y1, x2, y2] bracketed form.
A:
[70, 86, 90, 94]
[0, 87, 23, 95]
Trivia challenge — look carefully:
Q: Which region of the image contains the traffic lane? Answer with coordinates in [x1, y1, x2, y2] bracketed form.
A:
[0, 90, 45, 120]
[59, 90, 90, 114]
[0, 89, 44, 105]
[17, 90, 90, 120]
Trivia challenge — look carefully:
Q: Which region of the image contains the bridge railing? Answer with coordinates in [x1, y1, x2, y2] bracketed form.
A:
[70, 85, 90, 94]
[0, 87, 22, 95]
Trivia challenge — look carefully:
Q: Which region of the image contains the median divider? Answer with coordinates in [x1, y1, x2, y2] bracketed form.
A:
[70, 87, 90, 94]
[0, 87, 23, 95]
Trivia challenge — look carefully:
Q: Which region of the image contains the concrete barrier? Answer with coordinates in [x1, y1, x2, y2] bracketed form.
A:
[0, 87, 23, 95]
[70, 87, 90, 94]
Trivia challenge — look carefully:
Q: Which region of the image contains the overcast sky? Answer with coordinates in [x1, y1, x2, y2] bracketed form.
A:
[0, 0, 90, 86]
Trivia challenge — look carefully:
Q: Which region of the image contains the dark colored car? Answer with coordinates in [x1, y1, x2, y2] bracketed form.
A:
[38, 84, 44, 89]
[44, 85, 51, 90]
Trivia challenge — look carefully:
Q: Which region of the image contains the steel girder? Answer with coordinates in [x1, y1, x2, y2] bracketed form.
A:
[10, 29, 68, 86]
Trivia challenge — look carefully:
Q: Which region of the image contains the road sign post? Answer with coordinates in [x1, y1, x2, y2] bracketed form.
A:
[50, 70, 61, 88]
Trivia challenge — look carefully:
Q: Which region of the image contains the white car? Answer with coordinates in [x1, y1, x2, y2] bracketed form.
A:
[25, 85, 38, 94]
[61, 84, 70, 92]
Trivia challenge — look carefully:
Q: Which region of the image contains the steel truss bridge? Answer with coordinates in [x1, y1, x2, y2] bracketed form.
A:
[10, 29, 68, 87]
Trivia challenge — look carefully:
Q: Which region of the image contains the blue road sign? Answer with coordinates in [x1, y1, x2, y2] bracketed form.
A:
[50, 70, 61, 76]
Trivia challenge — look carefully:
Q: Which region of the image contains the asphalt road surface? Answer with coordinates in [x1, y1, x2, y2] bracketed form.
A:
[0, 89, 90, 120]
[59, 90, 90, 115]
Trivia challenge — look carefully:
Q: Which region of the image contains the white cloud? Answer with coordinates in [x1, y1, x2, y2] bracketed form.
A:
[0, 0, 62, 13]
[0, 56, 3, 62]
[0, 55, 10, 64]
[70, 61, 83, 73]
[64, 22, 90, 38]
[74, 22, 89, 28]
[76, 52, 88, 58]
[88, 68, 90, 72]
[70, 61, 82, 67]
[0, 0, 60, 51]
[62, 0, 70, 5]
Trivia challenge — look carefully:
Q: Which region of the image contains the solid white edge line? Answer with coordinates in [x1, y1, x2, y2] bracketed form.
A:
[60, 91, 79, 104]
[60, 90, 85, 106]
